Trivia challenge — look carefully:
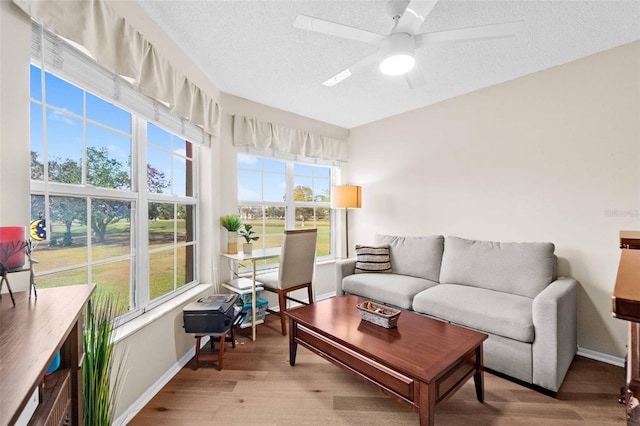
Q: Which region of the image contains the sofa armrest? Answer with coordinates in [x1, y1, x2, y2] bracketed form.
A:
[532, 277, 578, 392]
[335, 259, 357, 296]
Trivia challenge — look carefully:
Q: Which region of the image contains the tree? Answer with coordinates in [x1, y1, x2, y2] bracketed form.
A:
[265, 206, 285, 219]
[33, 147, 171, 243]
[86, 147, 131, 242]
[239, 206, 259, 220]
[49, 157, 82, 185]
[314, 188, 330, 203]
[293, 185, 314, 223]
[30, 151, 44, 180]
[146, 164, 171, 221]
[32, 153, 84, 245]
[148, 202, 173, 221]
[92, 200, 129, 243]
[87, 147, 129, 189]
[30, 195, 45, 220]
[50, 196, 86, 246]
[147, 164, 170, 194]
[176, 204, 186, 220]
[293, 185, 313, 202]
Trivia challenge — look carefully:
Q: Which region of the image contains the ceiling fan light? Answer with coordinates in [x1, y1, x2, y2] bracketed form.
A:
[379, 53, 415, 76]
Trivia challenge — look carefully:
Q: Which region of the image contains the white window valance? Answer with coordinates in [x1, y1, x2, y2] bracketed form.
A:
[232, 115, 348, 162]
[13, 0, 221, 139]
[32, 22, 209, 145]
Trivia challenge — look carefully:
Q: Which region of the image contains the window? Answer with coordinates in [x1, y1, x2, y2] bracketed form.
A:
[146, 124, 196, 301]
[29, 64, 199, 319]
[237, 153, 333, 262]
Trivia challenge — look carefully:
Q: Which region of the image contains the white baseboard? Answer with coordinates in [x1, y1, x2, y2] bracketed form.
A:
[316, 291, 335, 302]
[577, 346, 625, 367]
[112, 337, 209, 426]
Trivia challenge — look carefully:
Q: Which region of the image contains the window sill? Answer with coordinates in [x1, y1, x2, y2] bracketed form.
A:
[112, 283, 213, 343]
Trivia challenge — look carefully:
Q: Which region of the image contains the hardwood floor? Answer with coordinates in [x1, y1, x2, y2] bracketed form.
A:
[130, 315, 626, 425]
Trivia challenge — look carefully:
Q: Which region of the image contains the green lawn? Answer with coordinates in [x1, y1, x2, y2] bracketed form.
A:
[243, 218, 331, 256]
[34, 218, 331, 314]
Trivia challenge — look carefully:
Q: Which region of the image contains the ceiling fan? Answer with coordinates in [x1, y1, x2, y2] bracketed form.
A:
[293, 0, 522, 89]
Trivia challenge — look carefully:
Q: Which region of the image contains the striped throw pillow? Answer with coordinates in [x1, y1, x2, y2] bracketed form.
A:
[354, 245, 392, 274]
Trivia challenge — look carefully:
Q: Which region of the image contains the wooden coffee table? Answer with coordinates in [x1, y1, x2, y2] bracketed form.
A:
[285, 295, 488, 426]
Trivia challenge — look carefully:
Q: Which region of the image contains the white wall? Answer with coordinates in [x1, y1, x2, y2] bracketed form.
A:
[217, 93, 349, 301]
[348, 41, 640, 357]
[0, 0, 31, 289]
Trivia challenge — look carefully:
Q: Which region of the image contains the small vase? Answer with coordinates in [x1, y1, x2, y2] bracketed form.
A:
[227, 231, 238, 254]
[243, 242, 253, 255]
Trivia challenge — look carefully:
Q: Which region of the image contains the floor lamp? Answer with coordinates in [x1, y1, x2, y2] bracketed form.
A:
[330, 185, 362, 258]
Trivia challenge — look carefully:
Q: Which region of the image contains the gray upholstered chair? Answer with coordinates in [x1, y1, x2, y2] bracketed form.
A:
[258, 228, 317, 335]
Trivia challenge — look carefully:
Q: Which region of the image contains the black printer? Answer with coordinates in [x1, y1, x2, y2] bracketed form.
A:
[183, 294, 243, 334]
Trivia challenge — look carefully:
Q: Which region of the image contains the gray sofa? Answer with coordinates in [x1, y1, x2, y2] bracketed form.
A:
[336, 234, 577, 393]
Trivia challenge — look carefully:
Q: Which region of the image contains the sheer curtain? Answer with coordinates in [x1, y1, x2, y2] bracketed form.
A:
[13, 0, 221, 139]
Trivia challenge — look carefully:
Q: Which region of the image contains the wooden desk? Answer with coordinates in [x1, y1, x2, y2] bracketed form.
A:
[612, 231, 640, 425]
[222, 248, 280, 341]
[0, 284, 95, 425]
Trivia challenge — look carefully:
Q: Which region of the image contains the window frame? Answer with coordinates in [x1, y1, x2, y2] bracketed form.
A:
[237, 153, 335, 263]
[29, 62, 201, 323]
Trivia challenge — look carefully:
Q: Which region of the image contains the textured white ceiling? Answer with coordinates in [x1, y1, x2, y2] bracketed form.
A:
[136, 0, 640, 129]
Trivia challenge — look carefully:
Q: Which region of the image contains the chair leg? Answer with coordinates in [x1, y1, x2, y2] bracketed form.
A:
[307, 283, 314, 304]
[230, 327, 236, 349]
[278, 290, 288, 336]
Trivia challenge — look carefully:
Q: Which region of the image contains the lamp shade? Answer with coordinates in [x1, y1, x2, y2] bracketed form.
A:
[331, 186, 362, 209]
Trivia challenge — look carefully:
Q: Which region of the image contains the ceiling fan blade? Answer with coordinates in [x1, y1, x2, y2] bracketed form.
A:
[294, 15, 385, 45]
[321, 53, 379, 87]
[405, 68, 426, 89]
[394, 0, 439, 34]
[415, 21, 523, 49]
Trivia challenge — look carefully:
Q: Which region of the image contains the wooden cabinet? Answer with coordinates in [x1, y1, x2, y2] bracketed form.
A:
[0, 284, 95, 426]
[612, 231, 640, 425]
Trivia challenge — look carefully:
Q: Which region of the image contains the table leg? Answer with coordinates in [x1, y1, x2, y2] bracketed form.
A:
[193, 336, 201, 370]
[474, 345, 484, 402]
[251, 260, 257, 341]
[289, 317, 297, 366]
[417, 381, 435, 426]
[217, 335, 225, 371]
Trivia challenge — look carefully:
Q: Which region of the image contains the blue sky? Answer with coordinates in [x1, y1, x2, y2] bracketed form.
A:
[237, 153, 330, 202]
[30, 65, 189, 196]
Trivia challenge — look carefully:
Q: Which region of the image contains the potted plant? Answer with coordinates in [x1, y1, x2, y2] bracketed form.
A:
[239, 223, 259, 255]
[220, 215, 241, 254]
[83, 292, 124, 426]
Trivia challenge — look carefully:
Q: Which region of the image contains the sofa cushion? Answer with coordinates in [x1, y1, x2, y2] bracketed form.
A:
[440, 236, 555, 298]
[413, 284, 534, 342]
[374, 234, 444, 282]
[342, 273, 438, 310]
[354, 245, 392, 273]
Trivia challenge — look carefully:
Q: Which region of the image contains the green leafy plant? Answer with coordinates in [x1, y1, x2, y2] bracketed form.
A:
[83, 292, 125, 426]
[239, 223, 260, 243]
[220, 215, 242, 232]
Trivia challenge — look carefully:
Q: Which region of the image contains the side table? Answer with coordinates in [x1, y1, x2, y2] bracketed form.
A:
[193, 329, 236, 371]
[221, 248, 280, 341]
